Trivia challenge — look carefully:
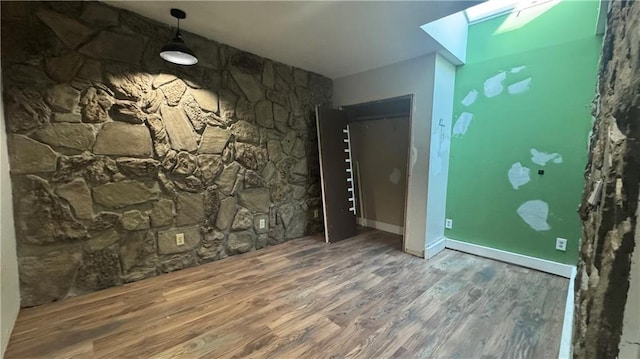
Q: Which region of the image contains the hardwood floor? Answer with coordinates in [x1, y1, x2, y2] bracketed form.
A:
[5, 230, 568, 359]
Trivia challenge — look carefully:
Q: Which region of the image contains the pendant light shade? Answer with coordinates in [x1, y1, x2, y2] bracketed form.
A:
[160, 9, 198, 66]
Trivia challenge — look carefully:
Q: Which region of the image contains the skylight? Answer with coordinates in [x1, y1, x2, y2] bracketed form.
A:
[465, 0, 557, 24]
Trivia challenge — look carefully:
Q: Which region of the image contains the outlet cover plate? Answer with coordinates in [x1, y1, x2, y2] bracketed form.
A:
[259, 219, 266, 229]
[176, 233, 185, 246]
[556, 238, 567, 251]
[445, 219, 453, 229]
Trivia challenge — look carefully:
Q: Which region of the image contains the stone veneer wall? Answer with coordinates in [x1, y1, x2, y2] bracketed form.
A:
[1, 1, 331, 307]
[574, 1, 639, 358]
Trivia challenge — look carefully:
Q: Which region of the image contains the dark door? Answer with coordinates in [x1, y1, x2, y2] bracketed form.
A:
[315, 107, 357, 243]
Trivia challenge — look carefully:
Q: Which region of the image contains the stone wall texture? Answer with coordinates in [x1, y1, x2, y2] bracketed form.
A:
[1, 1, 331, 307]
[574, 1, 640, 357]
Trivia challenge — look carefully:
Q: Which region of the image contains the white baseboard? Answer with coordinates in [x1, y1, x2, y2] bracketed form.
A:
[558, 267, 577, 359]
[444, 238, 575, 278]
[425, 237, 446, 259]
[357, 217, 403, 235]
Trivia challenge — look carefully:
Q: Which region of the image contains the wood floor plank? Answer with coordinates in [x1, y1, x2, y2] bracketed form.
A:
[4, 230, 569, 359]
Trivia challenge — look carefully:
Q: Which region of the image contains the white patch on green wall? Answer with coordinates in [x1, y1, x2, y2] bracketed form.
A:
[531, 148, 563, 166]
[517, 200, 551, 231]
[510, 66, 526, 73]
[508, 78, 532, 95]
[461, 90, 478, 107]
[483, 71, 506, 98]
[453, 112, 473, 137]
[508, 162, 531, 189]
[389, 168, 401, 185]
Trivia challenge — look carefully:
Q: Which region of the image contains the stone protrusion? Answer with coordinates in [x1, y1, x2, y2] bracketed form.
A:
[231, 207, 253, 231]
[4, 88, 52, 133]
[226, 231, 255, 255]
[93, 122, 153, 157]
[198, 155, 223, 185]
[36, 9, 95, 49]
[85, 229, 120, 253]
[256, 100, 275, 129]
[120, 210, 150, 231]
[216, 196, 237, 231]
[161, 79, 187, 106]
[232, 120, 260, 145]
[176, 192, 205, 226]
[161, 106, 198, 152]
[79, 31, 145, 65]
[55, 178, 94, 220]
[150, 199, 175, 227]
[191, 89, 219, 113]
[46, 84, 80, 113]
[80, 87, 113, 123]
[93, 180, 160, 209]
[238, 188, 270, 213]
[215, 162, 241, 196]
[199, 126, 231, 154]
[231, 70, 264, 103]
[116, 158, 160, 177]
[19, 251, 82, 307]
[7, 135, 58, 174]
[158, 226, 201, 254]
[33, 123, 96, 152]
[45, 52, 84, 83]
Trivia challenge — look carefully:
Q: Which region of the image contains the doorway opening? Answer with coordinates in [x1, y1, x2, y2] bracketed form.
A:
[343, 96, 412, 250]
[314, 95, 412, 250]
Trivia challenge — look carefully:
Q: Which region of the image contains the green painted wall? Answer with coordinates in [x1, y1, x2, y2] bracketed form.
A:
[446, 0, 602, 264]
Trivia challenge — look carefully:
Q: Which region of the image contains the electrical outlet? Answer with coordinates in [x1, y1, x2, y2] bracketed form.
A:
[556, 238, 567, 251]
[314, 209, 320, 219]
[176, 233, 185, 246]
[259, 218, 266, 229]
[445, 218, 453, 229]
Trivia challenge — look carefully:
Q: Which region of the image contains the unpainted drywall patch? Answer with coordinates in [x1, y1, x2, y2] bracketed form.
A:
[483, 71, 506, 98]
[508, 77, 532, 95]
[517, 199, 551, 231]
[389, 168, 401, 185]
[410, 145, 417, 174]
[511, 66, 526, 73]
[461, 90, 478, 107]
[531, 148, 563, 166]
[430, 153, 442, 177]
[508, 162, 531, 189]
[453, 112, 473, 136]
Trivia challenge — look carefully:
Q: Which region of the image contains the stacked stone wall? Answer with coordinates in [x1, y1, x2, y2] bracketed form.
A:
[1, 1, 331, 307]
[574, 1, 640, 357]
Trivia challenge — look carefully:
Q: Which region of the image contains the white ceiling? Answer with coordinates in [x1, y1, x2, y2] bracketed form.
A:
[106, 1, 476, 79]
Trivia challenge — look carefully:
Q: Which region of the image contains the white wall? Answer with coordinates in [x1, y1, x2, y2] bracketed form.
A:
[0, 73, 20, 357]
[334, 54, 440, 257]
[425, 55, 456, 256]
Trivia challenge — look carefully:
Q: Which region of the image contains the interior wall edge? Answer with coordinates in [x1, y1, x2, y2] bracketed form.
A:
[0, 71, 20, 358]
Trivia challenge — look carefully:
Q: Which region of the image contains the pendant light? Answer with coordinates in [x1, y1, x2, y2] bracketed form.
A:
[160, 8, 198, 66]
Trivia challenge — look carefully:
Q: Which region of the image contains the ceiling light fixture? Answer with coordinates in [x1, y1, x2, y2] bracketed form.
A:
[160, 8, 198, 66]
